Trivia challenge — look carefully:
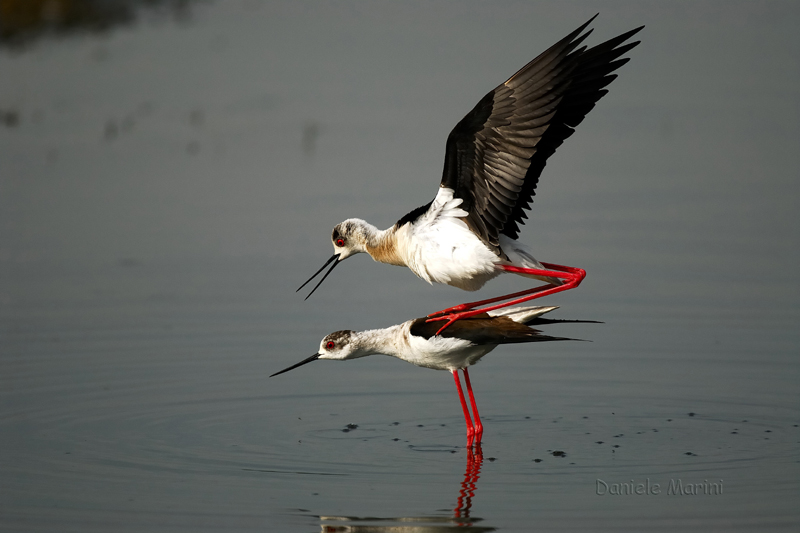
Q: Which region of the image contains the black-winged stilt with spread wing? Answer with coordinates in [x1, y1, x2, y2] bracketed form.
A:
[298, 16, 643, 334]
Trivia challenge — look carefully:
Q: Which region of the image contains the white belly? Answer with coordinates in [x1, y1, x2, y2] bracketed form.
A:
[400, 333, 496, 371]
[403, 217, 501, 291]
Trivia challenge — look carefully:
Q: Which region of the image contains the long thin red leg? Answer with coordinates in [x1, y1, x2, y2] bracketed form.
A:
[428, 262, 586, 335]
[452, 370, 474, 447]
[462, 368, 483, 444]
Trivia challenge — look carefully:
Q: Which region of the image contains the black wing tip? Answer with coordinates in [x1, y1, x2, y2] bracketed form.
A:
[525, 318, 604, 326]
[578, 13, 599, 32]
[582, 14, 644, 36]
[530, 334, 587, 343]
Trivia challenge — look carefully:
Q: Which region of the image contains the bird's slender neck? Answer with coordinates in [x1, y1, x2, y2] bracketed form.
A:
[364, 225, 405, 267]
[351, 325, 407, 359]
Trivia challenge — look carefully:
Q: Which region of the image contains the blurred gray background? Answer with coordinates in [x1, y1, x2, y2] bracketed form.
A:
[1, 1, 798, 531]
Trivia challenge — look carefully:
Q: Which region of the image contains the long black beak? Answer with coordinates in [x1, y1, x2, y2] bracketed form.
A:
[297, 253, 340, 300]
[270, 353, 320, 377]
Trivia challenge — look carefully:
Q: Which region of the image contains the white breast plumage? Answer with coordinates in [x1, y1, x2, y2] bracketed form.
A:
[403, 188, 501, 291]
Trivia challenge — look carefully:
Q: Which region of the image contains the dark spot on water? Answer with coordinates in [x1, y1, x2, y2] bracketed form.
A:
[765, 430, 772, 433]
[552, 451, 566, 457]
[1, 110, 19, 127]
[614, 434, 623, 438]
[612, 445, 620, 448]
[440, 424, 446, 427]
[450, 450, 456, 454]
[391, 422, 399, 425]
[392, 438, 399, 441]
[731, 431, 738, 434]
[582, 416, 588, 419]
[533, 459, 542, 463]
[302, 121, 320, 155]
[596, 441, 604, 444]
[688, 412, 696, 417]
[104, 120, 118, 140]
[417, 424, 424, 427]
[652, 429, 658, 432]
[666, 419, 672, 422]
[685, 452, 696, 456]
[488, 457, 496, 462]
[525, 416, 530, 419]
[346, 424, 358, 430]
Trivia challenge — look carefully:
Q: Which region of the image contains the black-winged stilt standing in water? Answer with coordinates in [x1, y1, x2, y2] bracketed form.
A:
[298, 16, 643, 335]
[270, 306, 592, 447]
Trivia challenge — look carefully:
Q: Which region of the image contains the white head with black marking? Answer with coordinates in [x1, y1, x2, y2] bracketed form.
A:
[331, 219, 372, 261]
[269, 330, 372, 378]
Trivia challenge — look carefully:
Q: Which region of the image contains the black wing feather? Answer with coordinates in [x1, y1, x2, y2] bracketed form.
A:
[439, 16, 643, 250]
[395, 200, 433, 227]
[409, 315, 573, 345]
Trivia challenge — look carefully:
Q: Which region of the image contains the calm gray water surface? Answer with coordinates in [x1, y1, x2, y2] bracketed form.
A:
[2, 1, 799, 531]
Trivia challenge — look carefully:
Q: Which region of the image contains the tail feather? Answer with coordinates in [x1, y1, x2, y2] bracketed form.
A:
[488, 305, 601, 326]
[498, 235, 563, 286]
[487, 305, 559, 323]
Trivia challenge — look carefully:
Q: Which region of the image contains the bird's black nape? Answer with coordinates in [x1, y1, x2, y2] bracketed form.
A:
[270, 353, 321, 377]
[297, 254, 340, 299]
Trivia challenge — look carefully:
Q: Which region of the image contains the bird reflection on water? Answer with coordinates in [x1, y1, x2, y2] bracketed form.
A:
[318, 446, 494, 532]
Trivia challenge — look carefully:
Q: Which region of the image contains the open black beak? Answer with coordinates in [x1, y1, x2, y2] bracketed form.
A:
[270, 353, 321, 377]
[297, 253, 340, 300]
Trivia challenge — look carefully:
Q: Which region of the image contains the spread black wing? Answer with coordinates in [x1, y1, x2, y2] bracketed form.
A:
[439, 16, 643, 253]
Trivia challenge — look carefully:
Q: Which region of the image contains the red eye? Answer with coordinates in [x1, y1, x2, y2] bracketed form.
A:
[336, 238, 345, 247]
[326, 341, 335, 350]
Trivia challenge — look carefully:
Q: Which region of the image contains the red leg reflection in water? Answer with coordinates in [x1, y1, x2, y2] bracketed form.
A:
[454, 444, 484, 523]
